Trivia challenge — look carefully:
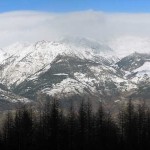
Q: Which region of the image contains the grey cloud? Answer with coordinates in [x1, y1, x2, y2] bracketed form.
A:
[0, 10, 150, 47]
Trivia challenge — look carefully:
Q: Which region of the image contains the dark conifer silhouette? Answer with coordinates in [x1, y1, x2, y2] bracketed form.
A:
[0, 98, 150, 150]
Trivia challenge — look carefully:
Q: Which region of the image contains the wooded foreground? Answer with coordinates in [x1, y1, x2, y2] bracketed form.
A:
[0, 98, 149, 150]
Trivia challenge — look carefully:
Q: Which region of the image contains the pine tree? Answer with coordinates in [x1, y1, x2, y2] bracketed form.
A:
[2, 111, 14, 150]
[78, 100, 87, 150]
[124, 99, 138, 149]
[67, 103, 77, 150]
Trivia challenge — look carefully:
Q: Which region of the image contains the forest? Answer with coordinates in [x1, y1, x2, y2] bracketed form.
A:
[0, 98, 150, 150]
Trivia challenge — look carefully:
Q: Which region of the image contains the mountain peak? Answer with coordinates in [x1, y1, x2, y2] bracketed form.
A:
[60, 36, 113, 53]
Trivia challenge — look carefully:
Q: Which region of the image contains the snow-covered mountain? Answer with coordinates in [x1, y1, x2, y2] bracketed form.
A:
[0, 37, 149, 110]
[0, 38, 115, 87]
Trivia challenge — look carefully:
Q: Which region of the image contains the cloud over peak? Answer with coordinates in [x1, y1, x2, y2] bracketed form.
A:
[1, 10, 150, 49]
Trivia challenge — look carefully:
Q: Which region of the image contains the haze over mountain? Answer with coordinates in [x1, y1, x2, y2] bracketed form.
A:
[1, 11, 150, 51]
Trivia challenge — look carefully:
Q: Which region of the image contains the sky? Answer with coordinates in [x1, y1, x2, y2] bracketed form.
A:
[0, 0, 150, 13]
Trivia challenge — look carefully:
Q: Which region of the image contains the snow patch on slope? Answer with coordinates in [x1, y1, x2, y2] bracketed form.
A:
[0, 88, 30, 103]
[134, 62, 150, 76]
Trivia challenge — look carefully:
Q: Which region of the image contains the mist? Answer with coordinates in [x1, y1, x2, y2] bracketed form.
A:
[1, 10, 150, 54]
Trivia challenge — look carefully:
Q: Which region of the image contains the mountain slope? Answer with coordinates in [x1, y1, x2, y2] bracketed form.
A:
[13, 54, 134, 104]
[0, 39, 115, 88]
[0, 38, 149, 110]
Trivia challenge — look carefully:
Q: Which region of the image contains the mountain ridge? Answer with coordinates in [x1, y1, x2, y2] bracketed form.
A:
[0, 38, 149, 110]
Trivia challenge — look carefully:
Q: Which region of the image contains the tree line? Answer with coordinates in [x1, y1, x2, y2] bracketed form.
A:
[0, 98, 150, 150]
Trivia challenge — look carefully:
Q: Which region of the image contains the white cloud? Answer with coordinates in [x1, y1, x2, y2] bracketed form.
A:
[1, 10, 150, 51]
